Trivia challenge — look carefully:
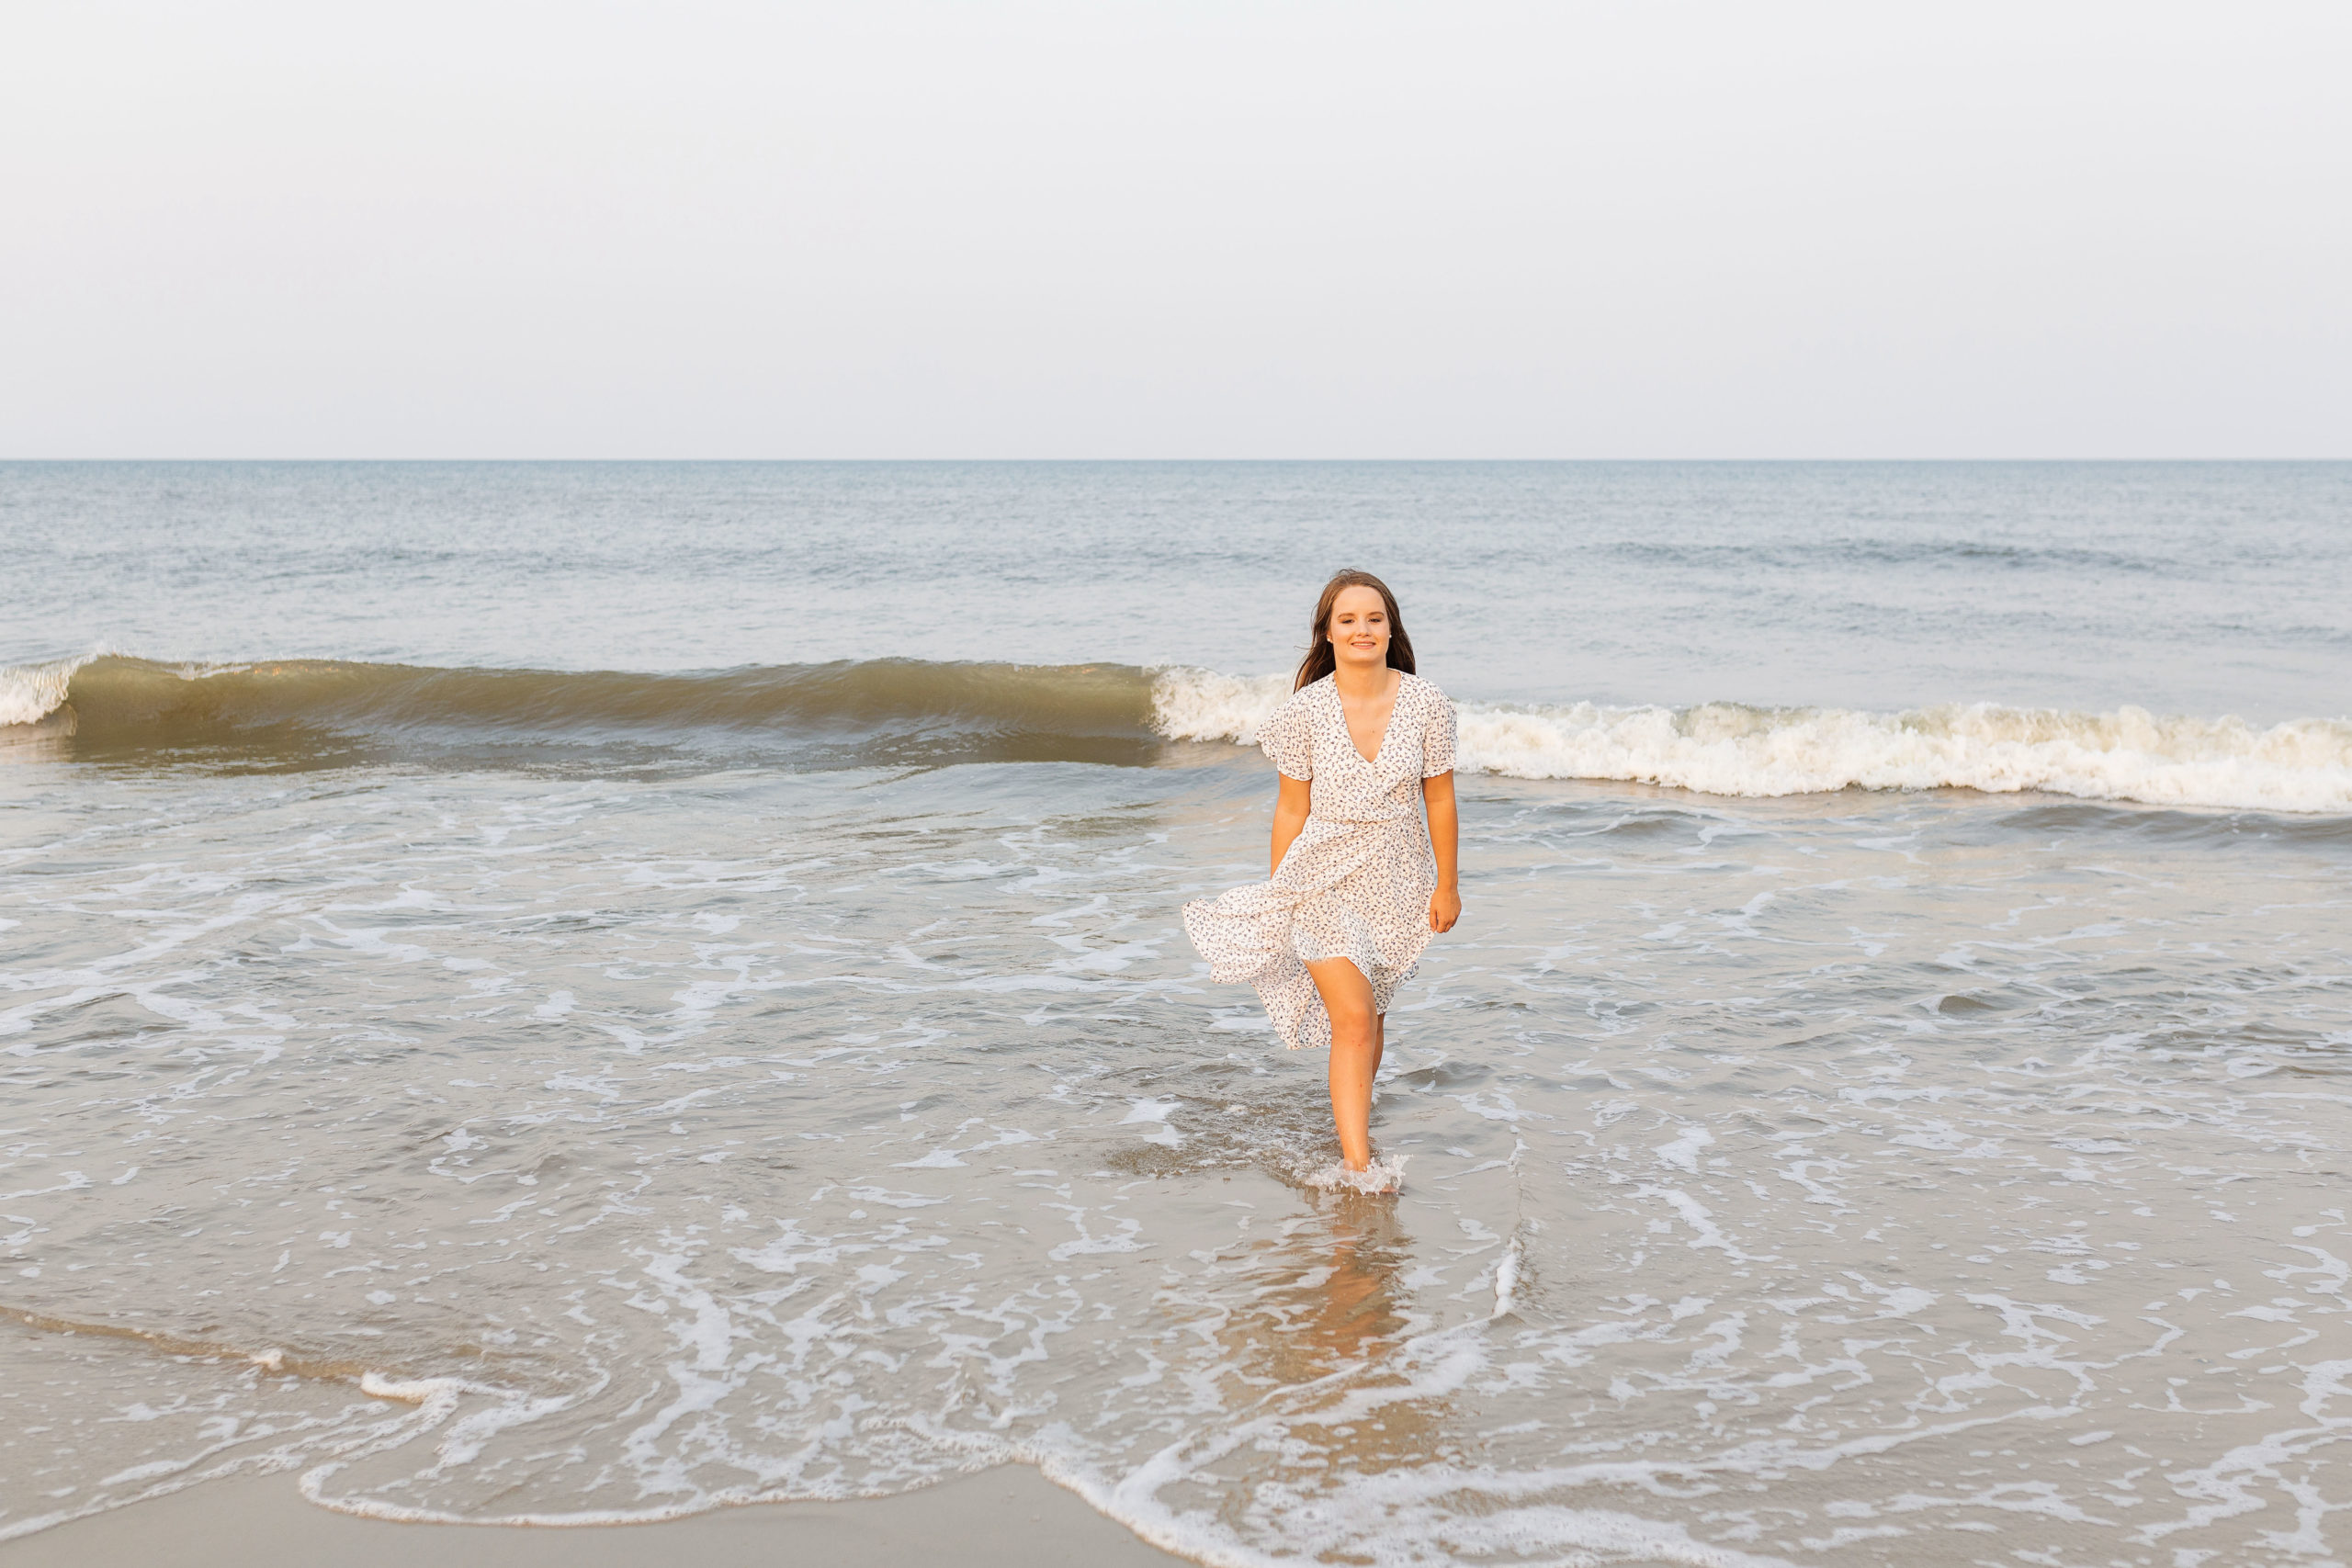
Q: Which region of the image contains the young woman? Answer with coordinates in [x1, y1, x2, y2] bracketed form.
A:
[1182, 569, 1461, 1179]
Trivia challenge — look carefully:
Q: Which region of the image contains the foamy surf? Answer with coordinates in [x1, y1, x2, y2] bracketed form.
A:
[1491, 1235, 1525, 1319]
[1148, 665, 2352, 813]
[0, 656, 86, 729]
[1148, 665, 1292, 744]
[1297, 1153, 1408, 1194]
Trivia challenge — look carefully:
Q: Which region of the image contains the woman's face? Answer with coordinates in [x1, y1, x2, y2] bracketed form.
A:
[1327, 585, 1392, 668]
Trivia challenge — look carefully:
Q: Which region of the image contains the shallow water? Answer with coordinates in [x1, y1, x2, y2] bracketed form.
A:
[6, 758, 2349, 1562]
[4, 463, 2350, 1564]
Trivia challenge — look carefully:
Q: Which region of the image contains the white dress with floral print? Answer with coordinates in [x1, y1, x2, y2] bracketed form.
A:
[1182, 671, 1457, 1051]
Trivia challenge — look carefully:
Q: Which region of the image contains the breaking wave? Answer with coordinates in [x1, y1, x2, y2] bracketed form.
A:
[5, 654, 2348, 811]
[1154, 666, 2352, 814]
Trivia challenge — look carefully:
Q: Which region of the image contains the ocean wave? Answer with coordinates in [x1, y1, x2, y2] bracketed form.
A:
[1148, 665, 2352, 814]
[5, 654, 2348, 811]
[0, 654, 1164, 772]
[1459, 700, 2352, 813]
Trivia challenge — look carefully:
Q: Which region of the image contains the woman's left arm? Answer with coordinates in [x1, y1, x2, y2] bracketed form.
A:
[1423, 771, 1460, 932]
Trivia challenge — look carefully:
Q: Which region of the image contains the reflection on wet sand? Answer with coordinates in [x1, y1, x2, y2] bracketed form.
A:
[1216, 1194, 1458, 1487]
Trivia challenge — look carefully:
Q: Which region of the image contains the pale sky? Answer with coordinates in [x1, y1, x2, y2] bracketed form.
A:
[4, 1, 2346, 458]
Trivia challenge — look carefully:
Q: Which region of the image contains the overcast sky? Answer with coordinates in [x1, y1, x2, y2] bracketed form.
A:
[4, 1, 2346, 458]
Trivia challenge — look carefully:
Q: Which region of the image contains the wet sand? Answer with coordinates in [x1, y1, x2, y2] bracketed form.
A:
[0, 1465, 1193, 1567]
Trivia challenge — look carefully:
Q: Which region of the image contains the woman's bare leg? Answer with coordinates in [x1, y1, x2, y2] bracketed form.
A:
[1306, 958, 1384, 1170]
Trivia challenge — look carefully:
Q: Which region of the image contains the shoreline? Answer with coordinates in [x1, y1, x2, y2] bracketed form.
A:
[0, 1465, 1195, 1567]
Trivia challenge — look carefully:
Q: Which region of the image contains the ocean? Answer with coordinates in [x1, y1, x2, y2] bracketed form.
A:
[4, 461, 2349, 1565]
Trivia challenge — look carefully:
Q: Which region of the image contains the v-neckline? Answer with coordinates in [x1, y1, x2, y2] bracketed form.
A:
[1333, 673, 1402, 767]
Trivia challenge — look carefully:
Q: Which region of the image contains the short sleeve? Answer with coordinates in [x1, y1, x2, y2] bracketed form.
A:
[1421, 688, 1457, 777]
[1259, 694, 1315, 781]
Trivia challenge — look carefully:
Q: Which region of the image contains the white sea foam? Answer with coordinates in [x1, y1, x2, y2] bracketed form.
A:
[0, 656, 85, 728]
[1297, 1152, 1408, 1194]
[1148, 665, 1293, 744]
[1492, 1235, 1525, 1318]
[1148, 666, 2352, 813]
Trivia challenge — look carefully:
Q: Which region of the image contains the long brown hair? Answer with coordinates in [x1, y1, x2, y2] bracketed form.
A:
[1293, 569, 1417, 691]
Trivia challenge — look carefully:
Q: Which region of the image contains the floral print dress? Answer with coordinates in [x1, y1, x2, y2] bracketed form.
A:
[1182, 671, 1457, 1050]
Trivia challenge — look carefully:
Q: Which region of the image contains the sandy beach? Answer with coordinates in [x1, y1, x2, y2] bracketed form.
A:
[0, 1464, 1190, 1567]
